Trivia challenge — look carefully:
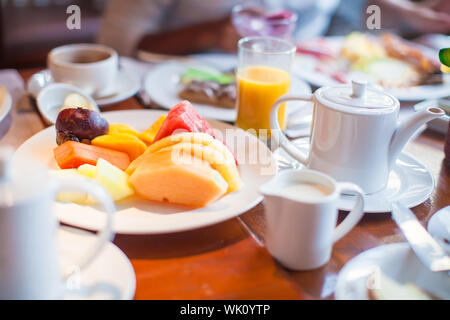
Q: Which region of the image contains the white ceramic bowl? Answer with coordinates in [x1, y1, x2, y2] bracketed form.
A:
[36, 83, 99, 125]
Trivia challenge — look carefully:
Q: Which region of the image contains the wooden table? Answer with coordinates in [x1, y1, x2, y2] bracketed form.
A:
[1, 68, 448, 300]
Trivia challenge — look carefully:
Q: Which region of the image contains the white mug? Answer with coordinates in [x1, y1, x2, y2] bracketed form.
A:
[0, 152, 115, 299]
[48, 43, 118, 97]
[270, 81, 444, 194]
[260, 169, 364, 270]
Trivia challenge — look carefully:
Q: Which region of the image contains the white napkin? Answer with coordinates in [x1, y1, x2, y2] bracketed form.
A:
[0, 69, 26, 109]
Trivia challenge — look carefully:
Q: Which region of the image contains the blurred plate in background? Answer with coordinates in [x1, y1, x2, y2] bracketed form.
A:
[144, 57, 312, 122]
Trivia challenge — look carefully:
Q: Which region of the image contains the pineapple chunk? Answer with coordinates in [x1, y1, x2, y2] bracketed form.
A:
[52, 160, 134, 204]
[50, 169, 88, 204]
[94, 158, 134, 201]
[77, 164, 97, 178]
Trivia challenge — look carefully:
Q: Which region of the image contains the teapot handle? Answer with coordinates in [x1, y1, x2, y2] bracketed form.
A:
[270, 94, 313, 165]
[53, 177, 115, 280]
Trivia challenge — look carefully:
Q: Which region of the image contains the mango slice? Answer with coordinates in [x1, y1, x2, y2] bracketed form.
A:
[139, 115, 167, 145]
[109, 123, 141, 137]
[92, 133, 147, 161]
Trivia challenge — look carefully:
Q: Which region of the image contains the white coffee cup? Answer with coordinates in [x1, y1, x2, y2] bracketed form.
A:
[260, 169, 364, 271]
[0, 149, 115, 299]
[48, 43, 118, 97]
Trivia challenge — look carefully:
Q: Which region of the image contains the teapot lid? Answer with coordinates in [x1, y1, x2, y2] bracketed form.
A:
[0, 147, 48, 207]
[316, 80, 399, 114]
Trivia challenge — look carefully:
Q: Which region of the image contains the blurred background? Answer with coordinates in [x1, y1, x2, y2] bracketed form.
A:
[0, 0, 448, 68]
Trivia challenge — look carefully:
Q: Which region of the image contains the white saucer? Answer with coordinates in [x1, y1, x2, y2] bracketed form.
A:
[428, 206, 450, 254]
[335, 243, 450, 300]
[27, 68, 140, 106]
[59, 226, 135, 300]
[274, 138, 434, 213]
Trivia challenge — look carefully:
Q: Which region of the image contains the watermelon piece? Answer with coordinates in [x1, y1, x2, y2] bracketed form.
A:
[153, 101, 216, 141]
[153, 101, 237, 164]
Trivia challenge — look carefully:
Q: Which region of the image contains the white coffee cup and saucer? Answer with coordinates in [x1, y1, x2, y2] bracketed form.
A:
[27, 43, 140, 110]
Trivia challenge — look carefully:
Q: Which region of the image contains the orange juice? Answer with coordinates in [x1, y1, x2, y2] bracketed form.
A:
[236, 65, 290, 135]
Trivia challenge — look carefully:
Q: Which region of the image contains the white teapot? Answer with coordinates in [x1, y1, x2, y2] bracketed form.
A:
[270, 80, 445, 194]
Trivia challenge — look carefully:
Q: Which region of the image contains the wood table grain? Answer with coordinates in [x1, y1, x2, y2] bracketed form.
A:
[1, 68, 448, 300]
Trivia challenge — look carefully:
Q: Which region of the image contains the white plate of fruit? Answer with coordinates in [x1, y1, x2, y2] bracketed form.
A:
[13, 101, 276, 234]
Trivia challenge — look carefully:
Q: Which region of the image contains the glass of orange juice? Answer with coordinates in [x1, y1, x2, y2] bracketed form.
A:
[235, 36, 295, 137]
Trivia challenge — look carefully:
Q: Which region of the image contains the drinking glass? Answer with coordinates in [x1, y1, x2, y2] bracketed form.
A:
[235, 36, 296, 136]
[231, 4, 298, 40]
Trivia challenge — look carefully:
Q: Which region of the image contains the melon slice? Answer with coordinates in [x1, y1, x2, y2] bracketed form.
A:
[159, 142, 241, 193]
[151, 101, 236, 162]
[128, 150, 228, 207]
[127, 140, 242, 192]
[145, 132, 234, 164]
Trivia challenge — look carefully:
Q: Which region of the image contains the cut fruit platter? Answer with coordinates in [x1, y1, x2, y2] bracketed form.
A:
[14, 101, 276, 234]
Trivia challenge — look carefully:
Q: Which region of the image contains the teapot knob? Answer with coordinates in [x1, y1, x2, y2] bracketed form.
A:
[351, 79, 367, 99]
[0, 147, 14, 182]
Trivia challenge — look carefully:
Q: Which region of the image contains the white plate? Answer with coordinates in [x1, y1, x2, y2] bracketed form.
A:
[27, 68, 140, 106]
[0, 88, 12, 125]
[274, 138, 434, 213]
[13, 110, 277, 234]
[335, 243, 450, 300]
[59, 226, 135, 300]
[143, 60, 312, 122]
[428, 206, 450, 254]
[190, 53, 237, 71]
[294, 36, 450, 101]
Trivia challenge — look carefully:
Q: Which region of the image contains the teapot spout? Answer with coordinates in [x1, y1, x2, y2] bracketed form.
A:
[389, 107, 445, 168]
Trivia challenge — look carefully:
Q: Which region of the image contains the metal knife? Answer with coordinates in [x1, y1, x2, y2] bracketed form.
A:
[392, 202, 450, 272]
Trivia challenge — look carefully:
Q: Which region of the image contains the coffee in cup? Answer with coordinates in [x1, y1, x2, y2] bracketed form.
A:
[48, 43, 118, 97]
